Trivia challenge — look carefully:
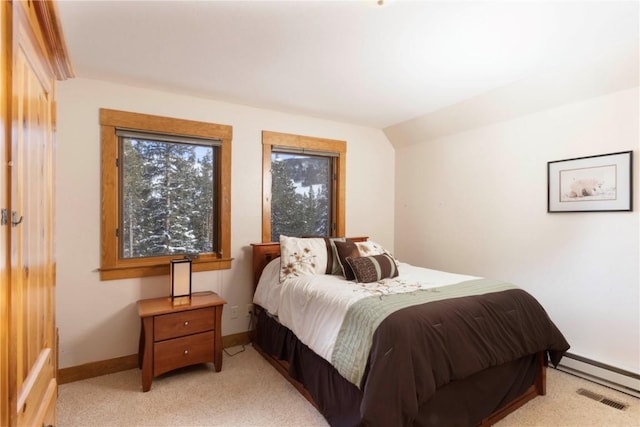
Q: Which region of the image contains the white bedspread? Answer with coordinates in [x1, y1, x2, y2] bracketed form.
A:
[253, 258, 479, 365]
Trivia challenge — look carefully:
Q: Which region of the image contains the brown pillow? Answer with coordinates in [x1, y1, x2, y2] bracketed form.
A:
[333, 239, 360, 280]
[346, 253, 399, 283]
[325, 237, 347, 275]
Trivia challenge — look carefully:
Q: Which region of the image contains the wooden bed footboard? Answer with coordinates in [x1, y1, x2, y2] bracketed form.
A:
[479, 352, 546, 426]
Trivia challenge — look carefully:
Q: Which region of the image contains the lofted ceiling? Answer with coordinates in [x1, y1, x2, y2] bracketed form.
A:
[56, 0, 639, 130]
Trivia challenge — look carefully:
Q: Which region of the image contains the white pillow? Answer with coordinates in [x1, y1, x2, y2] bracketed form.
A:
[355, 240, 399, 266]
[279, 236, 329, 282]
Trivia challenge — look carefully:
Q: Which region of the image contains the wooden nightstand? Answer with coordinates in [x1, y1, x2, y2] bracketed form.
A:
[137, 292, 226, 392]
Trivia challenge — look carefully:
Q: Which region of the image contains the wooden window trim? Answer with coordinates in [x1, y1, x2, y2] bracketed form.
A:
[262, 130, 346, 243]
[100, 109, 232, 280]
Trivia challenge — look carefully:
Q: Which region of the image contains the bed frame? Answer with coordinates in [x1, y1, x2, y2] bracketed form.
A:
[250, 239, 546, 426]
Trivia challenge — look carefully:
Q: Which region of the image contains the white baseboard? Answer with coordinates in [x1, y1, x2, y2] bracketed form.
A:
[556, 352, 640, 398]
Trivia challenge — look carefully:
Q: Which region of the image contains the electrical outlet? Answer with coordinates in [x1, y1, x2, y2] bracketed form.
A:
[245, 304, 253, 318]
[230, 305, 239, 319]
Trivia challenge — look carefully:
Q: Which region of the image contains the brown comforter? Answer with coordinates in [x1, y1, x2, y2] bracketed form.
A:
[358, 288, 569, 426]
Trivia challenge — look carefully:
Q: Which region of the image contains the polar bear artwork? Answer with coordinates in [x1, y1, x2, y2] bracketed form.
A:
[549, 151, 631, 212]
[568, 178, 605, 198]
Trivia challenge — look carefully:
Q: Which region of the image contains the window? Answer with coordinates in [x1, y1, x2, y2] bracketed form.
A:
[119, 130, 217, 258]
[262, 131, 345, 242]
[100, 109, 232, 280]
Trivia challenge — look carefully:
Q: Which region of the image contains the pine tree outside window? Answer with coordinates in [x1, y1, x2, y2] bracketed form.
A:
[119, 132, 217, 258]
[270, 151, 332, 242]
[100, 109, 232, 280]
[262, 131, 346, 243]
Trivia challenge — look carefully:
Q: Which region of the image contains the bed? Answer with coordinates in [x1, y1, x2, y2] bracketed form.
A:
[250, 236, 569, 427]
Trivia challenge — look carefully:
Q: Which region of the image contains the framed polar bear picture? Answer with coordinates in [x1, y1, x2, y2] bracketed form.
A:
[548, 151, 632, 212]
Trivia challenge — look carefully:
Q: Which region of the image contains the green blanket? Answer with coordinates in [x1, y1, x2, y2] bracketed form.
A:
[331, 278, 517, 388]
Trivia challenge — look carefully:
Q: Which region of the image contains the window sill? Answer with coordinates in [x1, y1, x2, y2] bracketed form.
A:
[99, 257, 233, 281]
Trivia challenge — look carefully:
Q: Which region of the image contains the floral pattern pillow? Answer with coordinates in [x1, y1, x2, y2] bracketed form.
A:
[279, 236, 329, 282]
[355, 240, 399, 266]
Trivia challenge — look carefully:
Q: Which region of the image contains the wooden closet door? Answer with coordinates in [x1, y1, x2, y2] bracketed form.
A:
[1, 1, 9, 425]
[9, 3, 57, 426]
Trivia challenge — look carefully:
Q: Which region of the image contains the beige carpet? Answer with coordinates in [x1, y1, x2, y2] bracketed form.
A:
[58, 345, 639, 426]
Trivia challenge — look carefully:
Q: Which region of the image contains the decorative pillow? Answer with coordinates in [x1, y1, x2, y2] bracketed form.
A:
[355, 240, 399, 266]
[325, 237, 346, 275]
[333, 239, 360, 280]
[279, 236, 329, 282]
[346, 253, 399, 283]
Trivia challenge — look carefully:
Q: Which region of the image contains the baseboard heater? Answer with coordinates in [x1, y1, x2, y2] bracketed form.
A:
[556, 352, 640, 398]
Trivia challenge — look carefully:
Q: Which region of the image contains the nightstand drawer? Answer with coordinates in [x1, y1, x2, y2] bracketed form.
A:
[154, 307, 215, 341]
[153, 331, 215, 376]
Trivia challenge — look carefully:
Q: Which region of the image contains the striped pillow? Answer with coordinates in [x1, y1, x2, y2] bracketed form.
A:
[346, 253, 398, 283]
[325, 237, 347, 275]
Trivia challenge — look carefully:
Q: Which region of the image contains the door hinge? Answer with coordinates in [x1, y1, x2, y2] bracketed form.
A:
[115, 158, 119, 167]
[0, 209, 7, 226]
[115, 228, 119, 237]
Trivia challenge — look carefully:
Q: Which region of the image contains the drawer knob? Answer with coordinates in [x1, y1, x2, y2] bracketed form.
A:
[184, 321, 189, 326]
[184, 349, 189, 355]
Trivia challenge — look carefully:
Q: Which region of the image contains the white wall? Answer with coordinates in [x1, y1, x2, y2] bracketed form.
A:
[394, 87, 639, 374]
[55, 78, 395, 369]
